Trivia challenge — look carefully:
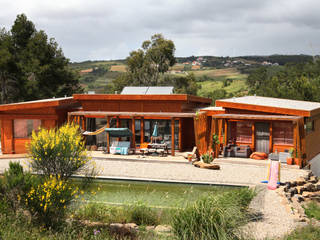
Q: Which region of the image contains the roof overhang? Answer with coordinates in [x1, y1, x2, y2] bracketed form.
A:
[0, 97, 77, 112]
[69, 111, 196, 118]
[212, 114, 303, 122]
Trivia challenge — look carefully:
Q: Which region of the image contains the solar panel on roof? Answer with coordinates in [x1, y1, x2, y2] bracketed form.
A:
[121, 87, 148, 94]
[146, 86, 173, 94]
[121, 86, 174, 95]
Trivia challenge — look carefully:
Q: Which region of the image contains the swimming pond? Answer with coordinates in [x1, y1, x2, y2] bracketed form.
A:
[78, 179, 240, 208]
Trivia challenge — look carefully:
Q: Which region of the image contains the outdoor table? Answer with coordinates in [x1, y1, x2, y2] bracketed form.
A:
[147, 143, 168, 156]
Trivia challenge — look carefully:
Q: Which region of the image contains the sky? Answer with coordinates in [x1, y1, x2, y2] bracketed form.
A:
[1, 0, 320, 62]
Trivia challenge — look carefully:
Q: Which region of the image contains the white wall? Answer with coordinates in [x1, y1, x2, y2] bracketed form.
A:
[310, 153, 320, 177]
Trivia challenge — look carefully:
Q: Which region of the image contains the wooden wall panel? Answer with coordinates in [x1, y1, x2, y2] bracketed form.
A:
[42, 119, 56, 129]
[2, 119, 13, 154]
[5, 108, 56, 114]
[305, 118, 320, 162]
[14, 139, 30, 154]
[80, 100, 184, 113]
[181, 118, 195, 151]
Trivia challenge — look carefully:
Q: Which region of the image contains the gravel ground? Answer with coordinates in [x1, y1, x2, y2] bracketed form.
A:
[242, 185, 298, 240]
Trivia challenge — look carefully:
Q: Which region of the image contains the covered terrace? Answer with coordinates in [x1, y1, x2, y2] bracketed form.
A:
[68, 111, 197, 156]
[211, 114, 306, 167]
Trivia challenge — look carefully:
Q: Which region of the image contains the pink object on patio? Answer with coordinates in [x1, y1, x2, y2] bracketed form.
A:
[268, 160, 280, 190]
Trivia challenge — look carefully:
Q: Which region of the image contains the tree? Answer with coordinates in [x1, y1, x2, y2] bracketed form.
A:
[0, 14, 82, 103]
[114, 33, 176, 89]
[247, 60, 320, 102]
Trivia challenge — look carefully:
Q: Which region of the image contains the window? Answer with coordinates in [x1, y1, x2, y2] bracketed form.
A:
[305, 119, 314, 134]
[14, 119, 41, 138]
[273, 122, 293, 145]
[236, 122, 252, 143]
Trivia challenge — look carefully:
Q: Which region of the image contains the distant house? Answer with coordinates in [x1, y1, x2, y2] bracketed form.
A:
[80, 68, 93, 74]
[191, 65, 201, 70]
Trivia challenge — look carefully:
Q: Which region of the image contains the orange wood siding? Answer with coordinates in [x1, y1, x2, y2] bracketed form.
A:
[2, 119, 13, 154]
[181, 118, 195, 151]
[14, 138, 30, 154]
[305, 118, 320, 161]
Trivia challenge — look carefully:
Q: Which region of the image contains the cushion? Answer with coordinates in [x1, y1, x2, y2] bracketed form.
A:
[250, 152, 268, 160]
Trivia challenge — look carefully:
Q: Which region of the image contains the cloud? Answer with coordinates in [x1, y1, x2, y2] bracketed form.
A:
[1, 0, 320, 61]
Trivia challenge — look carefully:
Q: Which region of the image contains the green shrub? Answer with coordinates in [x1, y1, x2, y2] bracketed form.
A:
[303, 201, 320, 220]
[1, 162, 39, 211]
[130, 203, 159, 226]
[28, 123, 93, 180]
[283, 224, 320, 240]
[201, 152, 213, 164]
[25, 175, 78, 227]
[172, 188, 256, 240]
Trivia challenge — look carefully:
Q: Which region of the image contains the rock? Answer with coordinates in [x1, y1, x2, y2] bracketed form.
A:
[109, 223, 138, 237]
[302, 192, 312, 198]
[193, 161, 220, 170]
[285, 181, 291, 188]
[296, 177, 306, 186]
[124, 223, 139, 232]
[296, 186, 305, 194]
[315, 184, 320, 191]
[297, 196, 305, 202]
[154, 225, 172, 233]
[145, 226, 156, 231]
[305, 183, 316, 192]
[285, 192, 292, 200]
[309, 176, 318, 184]
[284, 186, 289, 192]
[289, 188, 298, 196]
[291, 181, 297, 187]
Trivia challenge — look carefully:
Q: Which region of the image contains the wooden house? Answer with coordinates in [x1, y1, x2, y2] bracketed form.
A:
[0, 97, 79, 154]
[70, 94, 211, 156]
[0, 93, 211, 156]
[209, 96, 320, 167]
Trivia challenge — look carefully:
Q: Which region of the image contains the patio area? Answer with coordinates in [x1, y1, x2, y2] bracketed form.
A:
[0, 151, 307, 187]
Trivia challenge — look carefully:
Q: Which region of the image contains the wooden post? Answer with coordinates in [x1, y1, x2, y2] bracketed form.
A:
[295, 121, 302, 167]
[106, 116, 110, 153]
[218, 119, 223, 146]
[224, 119, 228, 147]
[171, 118, 175, 156]
[269, 122, 273, 153]
[178, 118, 182, 151]
[82, 116, 86, 130]
[132, 117, 136, 149]
[252, 122, 255, 151]
[141, 117, 144, 145]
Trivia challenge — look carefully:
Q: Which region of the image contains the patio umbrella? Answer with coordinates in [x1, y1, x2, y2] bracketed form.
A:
[152, 122, 159, 137]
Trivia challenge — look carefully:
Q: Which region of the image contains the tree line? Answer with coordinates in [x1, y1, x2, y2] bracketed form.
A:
[247, 59, 320, 102]
[0, 14, 82, 104]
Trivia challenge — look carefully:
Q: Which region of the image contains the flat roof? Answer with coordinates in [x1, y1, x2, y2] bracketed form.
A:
[216, 96, 320, 117]
[73, 94, 211, 104]
[0, 97, 75, 112]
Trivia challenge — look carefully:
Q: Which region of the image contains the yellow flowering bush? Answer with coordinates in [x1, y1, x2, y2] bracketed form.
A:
[28, 123, 90, 180]
[26, 175, 78, 226]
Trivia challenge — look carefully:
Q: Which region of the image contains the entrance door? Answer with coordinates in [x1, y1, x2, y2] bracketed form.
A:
[255, 122, 270, 153]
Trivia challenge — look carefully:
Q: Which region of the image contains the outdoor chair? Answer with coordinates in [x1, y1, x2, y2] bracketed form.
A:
[223, 144, 252, 158]
[109, 141, 131, 155]
[183, 146, 198, 160]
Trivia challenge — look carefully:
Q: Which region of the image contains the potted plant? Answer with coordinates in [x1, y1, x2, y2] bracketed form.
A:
[212, 134, 220, 159]
[286, 148, 294, 165]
